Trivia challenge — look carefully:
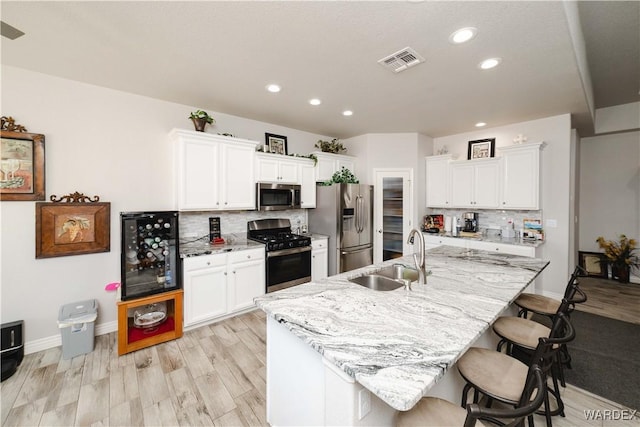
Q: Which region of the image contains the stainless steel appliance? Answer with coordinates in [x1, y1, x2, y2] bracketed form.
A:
[257, 183, 301, 211]
[247, 218, 311, 292]
[120, 211, 181, 301]
[308, 183, 373, 276]
[462, 212, 479, 232]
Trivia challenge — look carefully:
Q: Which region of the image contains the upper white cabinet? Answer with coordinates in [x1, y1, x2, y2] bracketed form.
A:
[450, 158, 500, 208]
[171, 129, 259, 211]
[312, 152, 356, 182]
[255, 153, 299, 183]
[425, 154, 454, 207]
[497, 142, 544, 210]
[299, 160, 317, 208]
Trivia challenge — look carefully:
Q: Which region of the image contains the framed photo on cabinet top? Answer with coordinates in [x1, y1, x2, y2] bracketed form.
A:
[265, 133, 288, 155]
[467, 138, 495, 160]
[0, 130, 45, 201]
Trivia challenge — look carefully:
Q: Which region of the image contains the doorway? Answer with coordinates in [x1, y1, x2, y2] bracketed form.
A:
[373, 169, 413, 263]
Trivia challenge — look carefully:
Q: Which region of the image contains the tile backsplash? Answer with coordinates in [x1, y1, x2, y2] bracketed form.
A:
[180, 209, 309, 238]
[424, 208, 541, 232]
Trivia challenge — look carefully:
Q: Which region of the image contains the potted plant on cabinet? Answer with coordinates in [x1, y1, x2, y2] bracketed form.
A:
[315, 138, 346, 154]
[596, 234, 639, 283]
[189, 110, 215, 132]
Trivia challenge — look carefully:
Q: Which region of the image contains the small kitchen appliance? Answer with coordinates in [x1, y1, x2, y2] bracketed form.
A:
[120, 211, 181, 301]
[462, 212, 479, 232]
[247, 218, 311, 292]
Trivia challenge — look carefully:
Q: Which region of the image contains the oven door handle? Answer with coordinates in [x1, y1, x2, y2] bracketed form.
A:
[266, 246, 312, 258]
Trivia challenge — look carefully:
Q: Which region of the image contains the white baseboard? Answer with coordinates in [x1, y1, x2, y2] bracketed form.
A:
[24, 320, 118, 355]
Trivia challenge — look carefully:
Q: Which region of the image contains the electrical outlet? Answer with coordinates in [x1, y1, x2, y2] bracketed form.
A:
[546, 219, 558, 228]
[358, 388, 371, 420]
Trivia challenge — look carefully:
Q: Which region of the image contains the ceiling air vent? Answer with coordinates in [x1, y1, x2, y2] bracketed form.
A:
[378, 47, 425, 73]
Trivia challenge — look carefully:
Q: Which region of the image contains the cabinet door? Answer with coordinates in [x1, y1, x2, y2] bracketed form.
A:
[473, 160, 500, 208]
[450, 163, 474, 207]
[183, 256, 228, 327]
[177, 139, 220, 210]
[300, 163, 316, 208]
[221, 143, 256, 210]
[337, 158, 355, 175]
[315, 157, 336, 182]
[311, 239, 328, 281]
[502, 149, 539, 209]
[278, 160, 299, 183]
[255, 156, 280, 182]
[227, 249, 265, 312]
[425, 157, 450, 207]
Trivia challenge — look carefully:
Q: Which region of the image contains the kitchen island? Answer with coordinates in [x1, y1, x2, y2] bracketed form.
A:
[254, 246, 549, 426]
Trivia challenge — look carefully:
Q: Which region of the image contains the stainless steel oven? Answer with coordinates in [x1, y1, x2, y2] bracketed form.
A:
[248, 218, 311, 292]
[257, 183, 301, 211]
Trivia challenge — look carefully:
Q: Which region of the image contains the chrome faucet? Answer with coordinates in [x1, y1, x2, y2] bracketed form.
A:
[407, 229, 428, 284]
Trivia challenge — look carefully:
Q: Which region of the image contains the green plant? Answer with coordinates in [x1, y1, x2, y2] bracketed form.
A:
[330, 167, 359, 184]
[315, 138, 346, 154]
[189, 110, 215, 125]
[286, 153, 317, 165]
[596, 234, 639, 270]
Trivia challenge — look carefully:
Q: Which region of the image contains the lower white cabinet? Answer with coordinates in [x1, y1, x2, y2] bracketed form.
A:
[182, 247, 265, 328]
[311, 238, 328, 281]
[422, 234, 536, 257]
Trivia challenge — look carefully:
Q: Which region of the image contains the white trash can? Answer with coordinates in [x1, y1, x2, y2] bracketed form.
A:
[57, 299, 98, 359]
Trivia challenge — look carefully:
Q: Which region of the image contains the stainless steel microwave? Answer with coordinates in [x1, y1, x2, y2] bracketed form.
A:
[257, 183, 301, 211]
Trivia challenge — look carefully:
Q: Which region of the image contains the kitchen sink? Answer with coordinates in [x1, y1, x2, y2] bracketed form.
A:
[376, 264, 419, 282]
[349, 275, 404, 291]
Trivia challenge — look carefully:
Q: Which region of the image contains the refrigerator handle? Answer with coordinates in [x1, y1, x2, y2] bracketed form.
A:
[356, 195, 363, 233]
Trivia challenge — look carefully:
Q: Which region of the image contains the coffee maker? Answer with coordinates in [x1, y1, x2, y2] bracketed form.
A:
[462, 212, 479, 232]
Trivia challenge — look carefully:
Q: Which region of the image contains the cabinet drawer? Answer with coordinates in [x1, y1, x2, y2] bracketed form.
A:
[311, 239, 327, 249]
[228, 247, 265, 263]
[183, 254, 226, 271]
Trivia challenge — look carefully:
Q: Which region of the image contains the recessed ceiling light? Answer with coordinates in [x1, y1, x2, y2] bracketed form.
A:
[449, 27, 477, 44]
[342, 110, 353, 116]
[309, 98, 321, 106]
[266, 84, 281, 93]
[475, 122, 487, 127]
[479, 58, 502, 70]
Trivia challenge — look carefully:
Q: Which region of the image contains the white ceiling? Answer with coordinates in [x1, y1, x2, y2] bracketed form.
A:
[1, 1, 638, 139]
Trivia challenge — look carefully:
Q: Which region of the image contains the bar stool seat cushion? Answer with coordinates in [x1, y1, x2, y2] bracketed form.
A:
[396, 397, 489, 427]
[515, 293, 560, 316]
[457, 347, 528, 404]
[493, 316, 552, 350]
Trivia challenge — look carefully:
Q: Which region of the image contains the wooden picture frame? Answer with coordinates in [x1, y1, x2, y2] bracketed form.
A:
[0, 130, 45, 201]
[36, 200, 110, 258]
[265, 133, 288, 155]
[467, 138, 495, 160]
[578, 251, 608, 278]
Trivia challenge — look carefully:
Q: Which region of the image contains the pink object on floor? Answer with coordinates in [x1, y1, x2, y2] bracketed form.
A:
[105, 282, 120, 291]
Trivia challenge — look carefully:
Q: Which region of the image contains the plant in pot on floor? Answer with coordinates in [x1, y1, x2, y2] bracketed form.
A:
[189, 110, 215, 132]
[596, 234, 639, 283]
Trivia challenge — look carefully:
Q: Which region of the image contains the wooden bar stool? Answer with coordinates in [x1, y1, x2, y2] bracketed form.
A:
[396, 365, 546, 427]
[457, 313, 575, 427]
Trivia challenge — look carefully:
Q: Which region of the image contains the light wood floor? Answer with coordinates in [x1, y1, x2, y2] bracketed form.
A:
[574, 276, 640, 325]
[2, 295, 639, 427]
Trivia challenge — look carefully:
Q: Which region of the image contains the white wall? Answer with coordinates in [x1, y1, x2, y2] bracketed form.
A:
[433, 114, 573, 298]
[579, 131, 640, 254]
[0, 65, 331, 352]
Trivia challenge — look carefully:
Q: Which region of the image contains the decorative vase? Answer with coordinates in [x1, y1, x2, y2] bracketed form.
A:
[191, 118, 208, 132]
[612, 264, 630, 283]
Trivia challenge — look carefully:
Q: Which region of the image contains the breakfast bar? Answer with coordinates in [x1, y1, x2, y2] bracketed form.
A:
[255, 246, 549, 426]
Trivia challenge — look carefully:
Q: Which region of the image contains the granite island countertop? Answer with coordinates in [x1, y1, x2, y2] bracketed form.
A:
[254, 246, 549, 412]
[423, 231, 544, 248]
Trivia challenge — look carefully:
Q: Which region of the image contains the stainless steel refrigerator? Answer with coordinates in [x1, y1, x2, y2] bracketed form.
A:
[308, 183, 373, 276]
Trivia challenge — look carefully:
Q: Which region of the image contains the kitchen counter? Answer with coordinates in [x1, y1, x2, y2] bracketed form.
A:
[423, 231, 544, 248]
[255, 246, 548, 419]
[179, 233, 263, 258]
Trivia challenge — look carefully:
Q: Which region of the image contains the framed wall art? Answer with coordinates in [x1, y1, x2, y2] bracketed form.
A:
[578, 251, 608, 278]
[467, 138, 495, 160]
[1, 120, 45, 201]
[265, 133, 288, 155]
[36, 192, 110, 259]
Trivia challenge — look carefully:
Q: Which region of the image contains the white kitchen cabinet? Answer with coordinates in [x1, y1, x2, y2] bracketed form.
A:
[227, 248, 266, 312]
[425, 154, 454, 208]
[182, 247, 265, 328]
[497, 141, 544, 210]
[183, 254, 228, 326]
[311, 152, 357, 182]
[171, 129, 259, 211]
[311, 238, 328, 281]
[299, 160, 317, 208]
[255, 152, 299, 183]
[450, 158, 500, 208]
